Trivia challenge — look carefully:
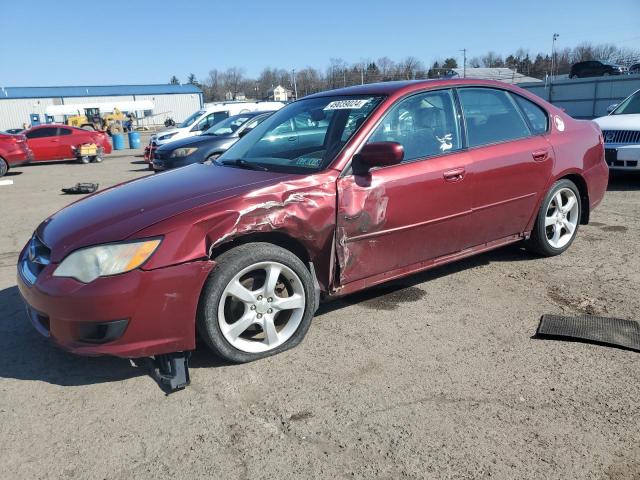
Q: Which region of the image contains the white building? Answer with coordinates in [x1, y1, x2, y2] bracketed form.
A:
[267, 85, 293, 102]
[0, 84, 203, 131]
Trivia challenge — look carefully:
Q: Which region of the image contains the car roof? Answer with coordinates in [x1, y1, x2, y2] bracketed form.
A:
[303, 78, 528, 100]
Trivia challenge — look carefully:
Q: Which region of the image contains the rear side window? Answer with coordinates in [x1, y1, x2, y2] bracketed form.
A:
[512, 94, 548, 134]
[368, 88, 462, 162]
[25, 127, 58, 139]
[58, 128, 73, 136]
[458, 88, 530, 147]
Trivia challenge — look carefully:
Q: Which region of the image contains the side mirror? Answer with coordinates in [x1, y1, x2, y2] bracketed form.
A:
[352, 142, 404, 175]
[607, 104, 618, 114]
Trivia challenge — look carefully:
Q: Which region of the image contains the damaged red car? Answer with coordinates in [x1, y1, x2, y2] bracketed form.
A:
[18, 79, 608, 365]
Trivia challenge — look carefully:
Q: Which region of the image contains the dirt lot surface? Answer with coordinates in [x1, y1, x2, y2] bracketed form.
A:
[0, 156, 638, 479]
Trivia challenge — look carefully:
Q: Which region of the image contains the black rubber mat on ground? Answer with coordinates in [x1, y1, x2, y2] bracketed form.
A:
[537, 314, 640, 352]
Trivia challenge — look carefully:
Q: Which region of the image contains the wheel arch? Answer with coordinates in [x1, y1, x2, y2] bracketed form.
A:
[558, 173, 590, 224]
[209, 230, 312, 267]
[208, 231, 321, 310]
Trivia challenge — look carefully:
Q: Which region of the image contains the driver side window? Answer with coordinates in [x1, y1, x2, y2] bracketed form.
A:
[368, 89, 461, 162]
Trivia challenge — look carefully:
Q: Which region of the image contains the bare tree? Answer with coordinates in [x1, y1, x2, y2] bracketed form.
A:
[397, 56, 423, 80]
[221, 67, 245, 100]
[203, 69, 222, 102]
[377, 57, 396, 81]
[481, 51, 504, 68]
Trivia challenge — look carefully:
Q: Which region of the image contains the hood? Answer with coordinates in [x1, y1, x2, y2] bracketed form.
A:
[157, 132, 234, 151]
[593, 114, 640, 130]
[38, 164, 292, 262]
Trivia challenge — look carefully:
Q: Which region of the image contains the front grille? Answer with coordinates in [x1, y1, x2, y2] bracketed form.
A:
[21, 234, 51, 284]
[602, 130, 640, 144]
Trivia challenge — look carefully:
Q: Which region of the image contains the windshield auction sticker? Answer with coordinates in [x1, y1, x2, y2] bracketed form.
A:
[324, 99, 371, 110]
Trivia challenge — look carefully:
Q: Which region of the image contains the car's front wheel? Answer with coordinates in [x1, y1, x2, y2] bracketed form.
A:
[0, 157, 8, 177]
[526, 179, 581, 256]
[197, 242, 316, 363]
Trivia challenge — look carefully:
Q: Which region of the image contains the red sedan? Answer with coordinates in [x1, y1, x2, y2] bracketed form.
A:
[23, 124, 112, 162]
[18, 79, 607, 366]
[0, 131, 33, 176]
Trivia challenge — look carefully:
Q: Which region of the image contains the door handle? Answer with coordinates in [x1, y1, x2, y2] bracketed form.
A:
[532, 150, 548, 161]
[443, 167, 465, 182]
[287, 136, 297, 142]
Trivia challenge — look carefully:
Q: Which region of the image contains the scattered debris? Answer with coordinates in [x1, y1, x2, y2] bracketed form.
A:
[536, 314, 640, 352]
[61, 183, 99, 194]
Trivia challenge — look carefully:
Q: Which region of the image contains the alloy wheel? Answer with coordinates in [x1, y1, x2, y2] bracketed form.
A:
[544, 187, 579, 249]
[218, 261, 306, 353]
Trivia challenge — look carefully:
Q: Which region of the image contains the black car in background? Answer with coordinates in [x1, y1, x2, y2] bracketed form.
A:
[569, 60, 628, 78]
[152, 112, 273, 172]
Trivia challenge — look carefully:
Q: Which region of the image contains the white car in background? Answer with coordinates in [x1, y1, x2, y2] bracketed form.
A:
[151, 101, 285, 147]
[594, 89, 640, 170]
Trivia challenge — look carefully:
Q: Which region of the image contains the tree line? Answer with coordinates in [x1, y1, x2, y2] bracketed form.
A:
[169, 42, 640, 102]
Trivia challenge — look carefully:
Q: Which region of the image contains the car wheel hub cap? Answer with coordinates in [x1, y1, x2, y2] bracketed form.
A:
[218, 261, 305, 353]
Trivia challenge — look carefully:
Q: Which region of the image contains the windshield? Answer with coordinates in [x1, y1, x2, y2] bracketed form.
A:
[612, 91, 640, 115]
[179, 110, 205, 128]
[217, 95, 384, 172]
[204, 115, 253, 136]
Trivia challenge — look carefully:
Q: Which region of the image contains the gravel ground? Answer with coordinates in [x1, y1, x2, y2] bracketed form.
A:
[0, 156, 638, 479]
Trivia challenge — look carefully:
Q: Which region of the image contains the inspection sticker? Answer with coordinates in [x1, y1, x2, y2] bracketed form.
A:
[324, 99, 371, 110]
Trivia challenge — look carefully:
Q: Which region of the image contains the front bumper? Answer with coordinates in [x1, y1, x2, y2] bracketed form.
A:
[605, 144, 640, 170]
[17, 247, 215, 358]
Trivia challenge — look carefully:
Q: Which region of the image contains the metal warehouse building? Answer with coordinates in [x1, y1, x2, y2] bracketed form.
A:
[0, 84, 203, 131]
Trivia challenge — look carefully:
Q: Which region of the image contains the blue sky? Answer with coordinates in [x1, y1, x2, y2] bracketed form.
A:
[1, 0, 638, 86]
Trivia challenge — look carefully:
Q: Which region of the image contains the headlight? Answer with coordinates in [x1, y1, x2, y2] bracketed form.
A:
[53, 239, 161, 283]
[170, 147, 198, 158]
[159, 132, 178, 141]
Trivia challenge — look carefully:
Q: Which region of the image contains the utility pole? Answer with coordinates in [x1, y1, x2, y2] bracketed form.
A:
[361, 64, 364, 85]
[291, 69, 298, 101]
[460, 48, 467, 78]
[551, 33, 559, 80]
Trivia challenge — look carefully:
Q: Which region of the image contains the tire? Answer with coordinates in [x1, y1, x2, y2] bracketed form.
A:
[92, 147, 104, 163]
[197, 242, 316, 363]
[525, 179, 581, 256]
[0, 157, 8, 177]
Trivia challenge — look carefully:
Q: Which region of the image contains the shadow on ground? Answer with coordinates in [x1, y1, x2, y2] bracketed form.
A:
[0, 243, 536, 390]
[316, 242, 536, 316]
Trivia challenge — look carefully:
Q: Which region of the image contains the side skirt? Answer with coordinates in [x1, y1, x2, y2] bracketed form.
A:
[330, 233, 526, 297]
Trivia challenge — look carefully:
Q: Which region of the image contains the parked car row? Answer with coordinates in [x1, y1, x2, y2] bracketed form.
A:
[0, 125, 112, 176]
[569, 60, 639, 79]
[144, 101, 285, 170]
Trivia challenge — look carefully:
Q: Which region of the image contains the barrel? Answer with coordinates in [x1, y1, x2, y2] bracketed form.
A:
[112, 134, 125, 150]
[128, 131, 141, 149]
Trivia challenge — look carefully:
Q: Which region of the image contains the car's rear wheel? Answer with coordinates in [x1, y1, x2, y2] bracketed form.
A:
[0, 157, 8, 177]
[526, 179, 581, 256]
[198, 242, 316, 363]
